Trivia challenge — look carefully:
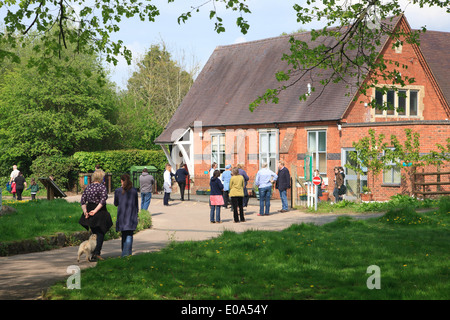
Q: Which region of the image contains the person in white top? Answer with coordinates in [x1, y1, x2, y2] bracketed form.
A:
[209, 162, 218, 179]
[255, 163, 278, 216]
[10, 165, 20, 199]
[10, 165, 19, 183]
[163, 164, 172, 206]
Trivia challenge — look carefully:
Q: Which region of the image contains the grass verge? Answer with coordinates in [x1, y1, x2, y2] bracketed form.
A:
[46, 197, 449, 300]
[304, 194, 439, 214]
[0, 199, 151, 255]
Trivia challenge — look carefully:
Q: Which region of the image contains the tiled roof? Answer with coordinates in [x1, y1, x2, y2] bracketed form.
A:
[417, 30, 450, 107]
[155, 15, 448, 144]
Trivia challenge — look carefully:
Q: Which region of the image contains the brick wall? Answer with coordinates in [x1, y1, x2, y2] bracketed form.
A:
[340, 124, 450, 200]
[189, 120, 449, 201]
[187, 19, 449, 201]
[337, 20, 450, 200]
[345, 21, 450, 124]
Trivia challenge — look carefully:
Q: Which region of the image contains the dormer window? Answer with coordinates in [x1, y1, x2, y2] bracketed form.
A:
[373, 88, 420, 117]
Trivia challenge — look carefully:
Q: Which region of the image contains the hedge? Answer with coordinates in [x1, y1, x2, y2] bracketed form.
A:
[73, 150, 167, 173]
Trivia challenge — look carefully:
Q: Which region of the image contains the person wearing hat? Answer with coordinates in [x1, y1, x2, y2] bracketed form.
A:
[221, 164, 232, 209]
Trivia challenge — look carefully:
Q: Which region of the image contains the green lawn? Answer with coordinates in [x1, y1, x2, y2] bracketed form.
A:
[0, 199, 151, 243]
[46, 197, 449, 300]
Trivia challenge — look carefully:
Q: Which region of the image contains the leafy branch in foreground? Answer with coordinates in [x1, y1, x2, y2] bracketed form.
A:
[0, 0, 448, 108]
[250, 0, 434, 110]
[174, 0, 251, 34]
[0, 0, 161, 69]
[0, 0, 251, 71]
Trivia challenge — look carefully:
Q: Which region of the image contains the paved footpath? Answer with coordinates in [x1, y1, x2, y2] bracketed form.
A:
[0, 195, 383, 300]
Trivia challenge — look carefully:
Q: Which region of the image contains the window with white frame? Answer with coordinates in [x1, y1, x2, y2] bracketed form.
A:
[211, 133, 225, 171]
[308, 130, 327, 174]
[342, 148, 368, 195]
[259, 129, 278, 172]
[374, 88, 419, 117]
[383, 148, 401, 185]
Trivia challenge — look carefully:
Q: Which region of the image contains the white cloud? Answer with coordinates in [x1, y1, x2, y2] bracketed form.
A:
[402, 2, 450, 31]
[234, 36, 247, 44]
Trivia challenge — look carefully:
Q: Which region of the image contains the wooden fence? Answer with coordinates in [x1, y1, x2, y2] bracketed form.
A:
[413, 170, 450, 198]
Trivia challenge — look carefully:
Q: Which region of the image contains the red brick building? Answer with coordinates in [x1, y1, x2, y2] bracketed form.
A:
[155, 15, 450, 201]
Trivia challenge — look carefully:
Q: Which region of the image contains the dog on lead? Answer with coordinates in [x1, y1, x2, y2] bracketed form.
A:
[77, 234, 97, 262]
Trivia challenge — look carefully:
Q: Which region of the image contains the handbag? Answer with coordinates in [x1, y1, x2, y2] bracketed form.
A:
[11, 182, 16, 193]
[338, 184, 347, 195]
[6, 182, 11, 192]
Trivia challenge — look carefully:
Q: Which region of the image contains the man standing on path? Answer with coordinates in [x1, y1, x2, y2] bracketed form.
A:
[139, 168, 154, 211]
[163, 164, 173, 206]
[221, 164, 232, 209]
[175, 163, 189, 201]
[276, 160, 290, 213]
[255, 163, 277, 216]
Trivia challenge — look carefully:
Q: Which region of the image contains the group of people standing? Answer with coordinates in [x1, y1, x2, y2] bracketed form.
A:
[8, 165, 40, 200]
[208, 161, 291, 224]
[160, 163, 189, 206]
[79, 169, 142, 261]
[76, 161, 291, 259]
[209, 164, 247, 224]
[78, 166, 159, 261]
[159, 161, 291, 224]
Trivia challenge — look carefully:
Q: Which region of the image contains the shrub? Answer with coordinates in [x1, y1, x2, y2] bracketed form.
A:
[73, 150, 166, 173]
[30, 155, 78, 191]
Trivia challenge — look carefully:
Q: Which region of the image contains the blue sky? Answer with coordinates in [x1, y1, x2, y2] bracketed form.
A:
[107, 0, 450, 89]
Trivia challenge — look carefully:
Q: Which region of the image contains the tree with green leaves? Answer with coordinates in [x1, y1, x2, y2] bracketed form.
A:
[1, 0, 448, 110]
[117, 42, 197, 149]
[1, 2, 448, 145]
[0, 0, 250, 70]
[346, 128, 389, 199]
[388, 129, 450, 196]
[0, 30, 120, 175]
[347, 128, 450, 198]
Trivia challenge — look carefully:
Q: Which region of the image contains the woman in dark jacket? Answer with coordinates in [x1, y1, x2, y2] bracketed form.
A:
[209, 170, 224, 223]
[79, 170, 113, 261]
[14, 172, 27, 200]
[114, 174, 139, 257]
[333, 167, 345, 203]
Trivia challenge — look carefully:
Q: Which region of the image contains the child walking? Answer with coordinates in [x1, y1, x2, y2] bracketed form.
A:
[26, 178, 40, 200]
